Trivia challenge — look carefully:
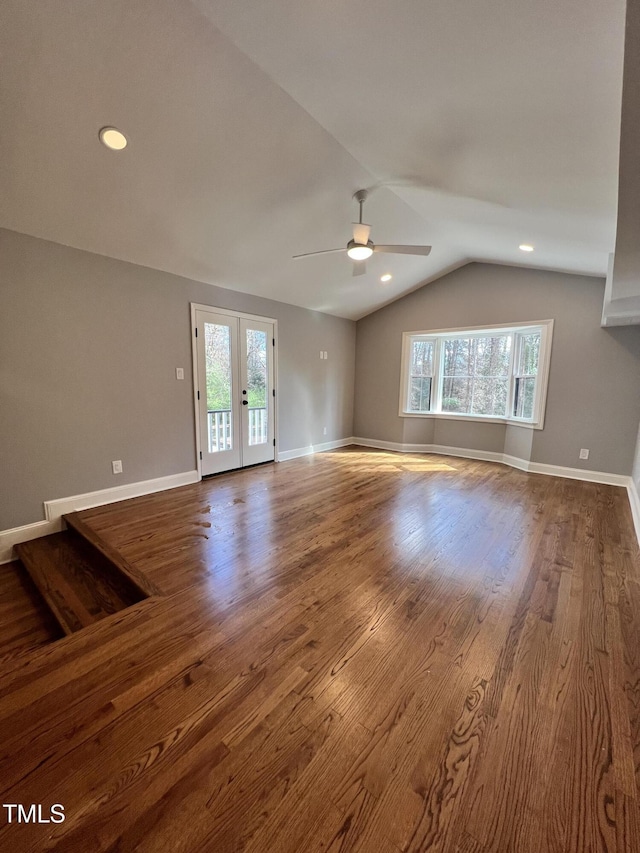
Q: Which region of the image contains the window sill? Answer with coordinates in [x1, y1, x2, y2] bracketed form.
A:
[399, 411, 542, 429]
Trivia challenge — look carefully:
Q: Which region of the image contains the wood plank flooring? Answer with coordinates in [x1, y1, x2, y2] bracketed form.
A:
[0, 562, 63, 661]
[1, 448, 639, 852]
[15, 531, 145, 635]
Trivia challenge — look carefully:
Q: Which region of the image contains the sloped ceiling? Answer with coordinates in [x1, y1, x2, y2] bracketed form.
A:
[0, 0, 626, 319]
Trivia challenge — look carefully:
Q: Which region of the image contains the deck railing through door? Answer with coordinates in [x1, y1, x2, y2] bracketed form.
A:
[208, 408, 267, 452]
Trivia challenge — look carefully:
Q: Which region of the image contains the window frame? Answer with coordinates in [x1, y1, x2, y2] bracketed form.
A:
[398, 320, 553, 429]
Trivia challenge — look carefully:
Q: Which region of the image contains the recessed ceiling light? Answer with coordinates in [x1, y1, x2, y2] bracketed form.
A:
[99, 127, 127, 151]
[380, 274, 392, 282]
[519, 244, 534, 252]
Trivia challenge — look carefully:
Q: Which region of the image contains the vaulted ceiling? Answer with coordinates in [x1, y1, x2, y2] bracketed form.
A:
[0, 0, 626, 319]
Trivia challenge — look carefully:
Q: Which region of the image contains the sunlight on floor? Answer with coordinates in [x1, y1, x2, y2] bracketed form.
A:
[326, 449, 458, 473]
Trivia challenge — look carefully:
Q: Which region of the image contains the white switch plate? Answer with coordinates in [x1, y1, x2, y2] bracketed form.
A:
[323, 427, 327, 435]
[579, 448, 589, 460]
[320, 351, 324, 360]
[112, 460, 123, 474]
[323, 351, 328, 359]
[176, 367, 184, 380]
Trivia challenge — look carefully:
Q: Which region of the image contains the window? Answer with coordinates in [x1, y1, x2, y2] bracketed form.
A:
[441, 334, 511, 417]
[409, 338, 434, 413]
[512, 332, 540, 419]
[400, 321, 553, 428]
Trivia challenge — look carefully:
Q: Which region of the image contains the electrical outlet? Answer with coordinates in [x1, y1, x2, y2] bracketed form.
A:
[579, 448, 589, 460]
[323, 427, 327, 435]
[112, 460, 123, 474]
[176, 367, 184, 380]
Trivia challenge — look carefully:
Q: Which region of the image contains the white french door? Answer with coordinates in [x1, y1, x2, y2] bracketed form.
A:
[193, 307, 276, 476]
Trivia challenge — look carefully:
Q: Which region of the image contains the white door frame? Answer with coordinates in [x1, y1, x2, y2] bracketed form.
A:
[190, 303, 279, 478]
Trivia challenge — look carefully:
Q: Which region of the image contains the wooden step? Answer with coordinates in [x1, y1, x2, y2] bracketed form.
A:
[0, 561, 63, 660]
[15, 532, 146, 636]
[64, 512, 161, 598]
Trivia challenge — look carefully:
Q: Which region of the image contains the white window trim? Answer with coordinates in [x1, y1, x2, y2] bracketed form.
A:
[398, 320, 554, 430]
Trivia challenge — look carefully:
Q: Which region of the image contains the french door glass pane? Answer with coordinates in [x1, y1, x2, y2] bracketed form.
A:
[246, 328, 268, 446]
[205, 322, 233, 453]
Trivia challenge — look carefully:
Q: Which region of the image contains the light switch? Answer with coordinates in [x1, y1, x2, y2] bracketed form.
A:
[176, 367, 184, 380]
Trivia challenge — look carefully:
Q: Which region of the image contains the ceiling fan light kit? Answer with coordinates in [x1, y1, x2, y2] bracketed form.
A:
[292, 188, 432, 275]
[346, 240, 374, 260]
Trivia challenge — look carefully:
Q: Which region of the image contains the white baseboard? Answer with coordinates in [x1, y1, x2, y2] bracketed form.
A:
[525, 461, 629, 487]
[0, 519, 63, 564]
[44, 470, 200, 521]
[0, 470, 200, 564]
[429, 443, 505, 465]
[278, 437, 354, 462]
[351, 437, 631, 487]
[348, 436, 426, 454]
[627, 479, 640, 547]
[502, 453, 531, 472]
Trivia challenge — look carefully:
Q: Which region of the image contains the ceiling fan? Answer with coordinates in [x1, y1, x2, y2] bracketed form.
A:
[293, 189, 432, 276]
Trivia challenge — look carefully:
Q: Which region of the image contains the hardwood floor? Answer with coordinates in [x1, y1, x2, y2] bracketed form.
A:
[15, 531, 146, 635]
[1, 447, 639, 852]
[0, 562, 63, 661]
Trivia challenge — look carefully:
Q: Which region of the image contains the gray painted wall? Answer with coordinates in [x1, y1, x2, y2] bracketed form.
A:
[0, 229, 355, 529]
[354, 263, 640, 475]
[504, 424, 534, 463]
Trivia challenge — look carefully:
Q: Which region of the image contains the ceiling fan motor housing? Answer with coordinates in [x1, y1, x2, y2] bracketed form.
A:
[347, 239, 374, 251]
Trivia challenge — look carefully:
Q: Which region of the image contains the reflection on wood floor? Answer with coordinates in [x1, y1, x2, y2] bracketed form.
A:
[1, 447, 639, 852]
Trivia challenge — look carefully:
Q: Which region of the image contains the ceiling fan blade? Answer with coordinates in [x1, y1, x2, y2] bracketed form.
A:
[352, 222, 371, 245]
[373, 244, 432, 256]
[352, 260, 367, 277]
[292, 248, 346, 259]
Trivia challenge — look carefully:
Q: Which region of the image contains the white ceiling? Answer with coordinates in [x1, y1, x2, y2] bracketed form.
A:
[0, 0, 626, 319]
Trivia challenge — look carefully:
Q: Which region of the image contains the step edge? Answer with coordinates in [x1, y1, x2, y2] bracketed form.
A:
[63, 513, 161, 598]
[15, 539, 78, 636]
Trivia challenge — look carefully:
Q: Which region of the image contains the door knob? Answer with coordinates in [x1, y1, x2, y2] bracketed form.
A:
[242, 400, 248, 405]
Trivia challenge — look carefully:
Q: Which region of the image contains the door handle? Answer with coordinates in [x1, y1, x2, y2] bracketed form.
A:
[242, 400, 248, 405]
